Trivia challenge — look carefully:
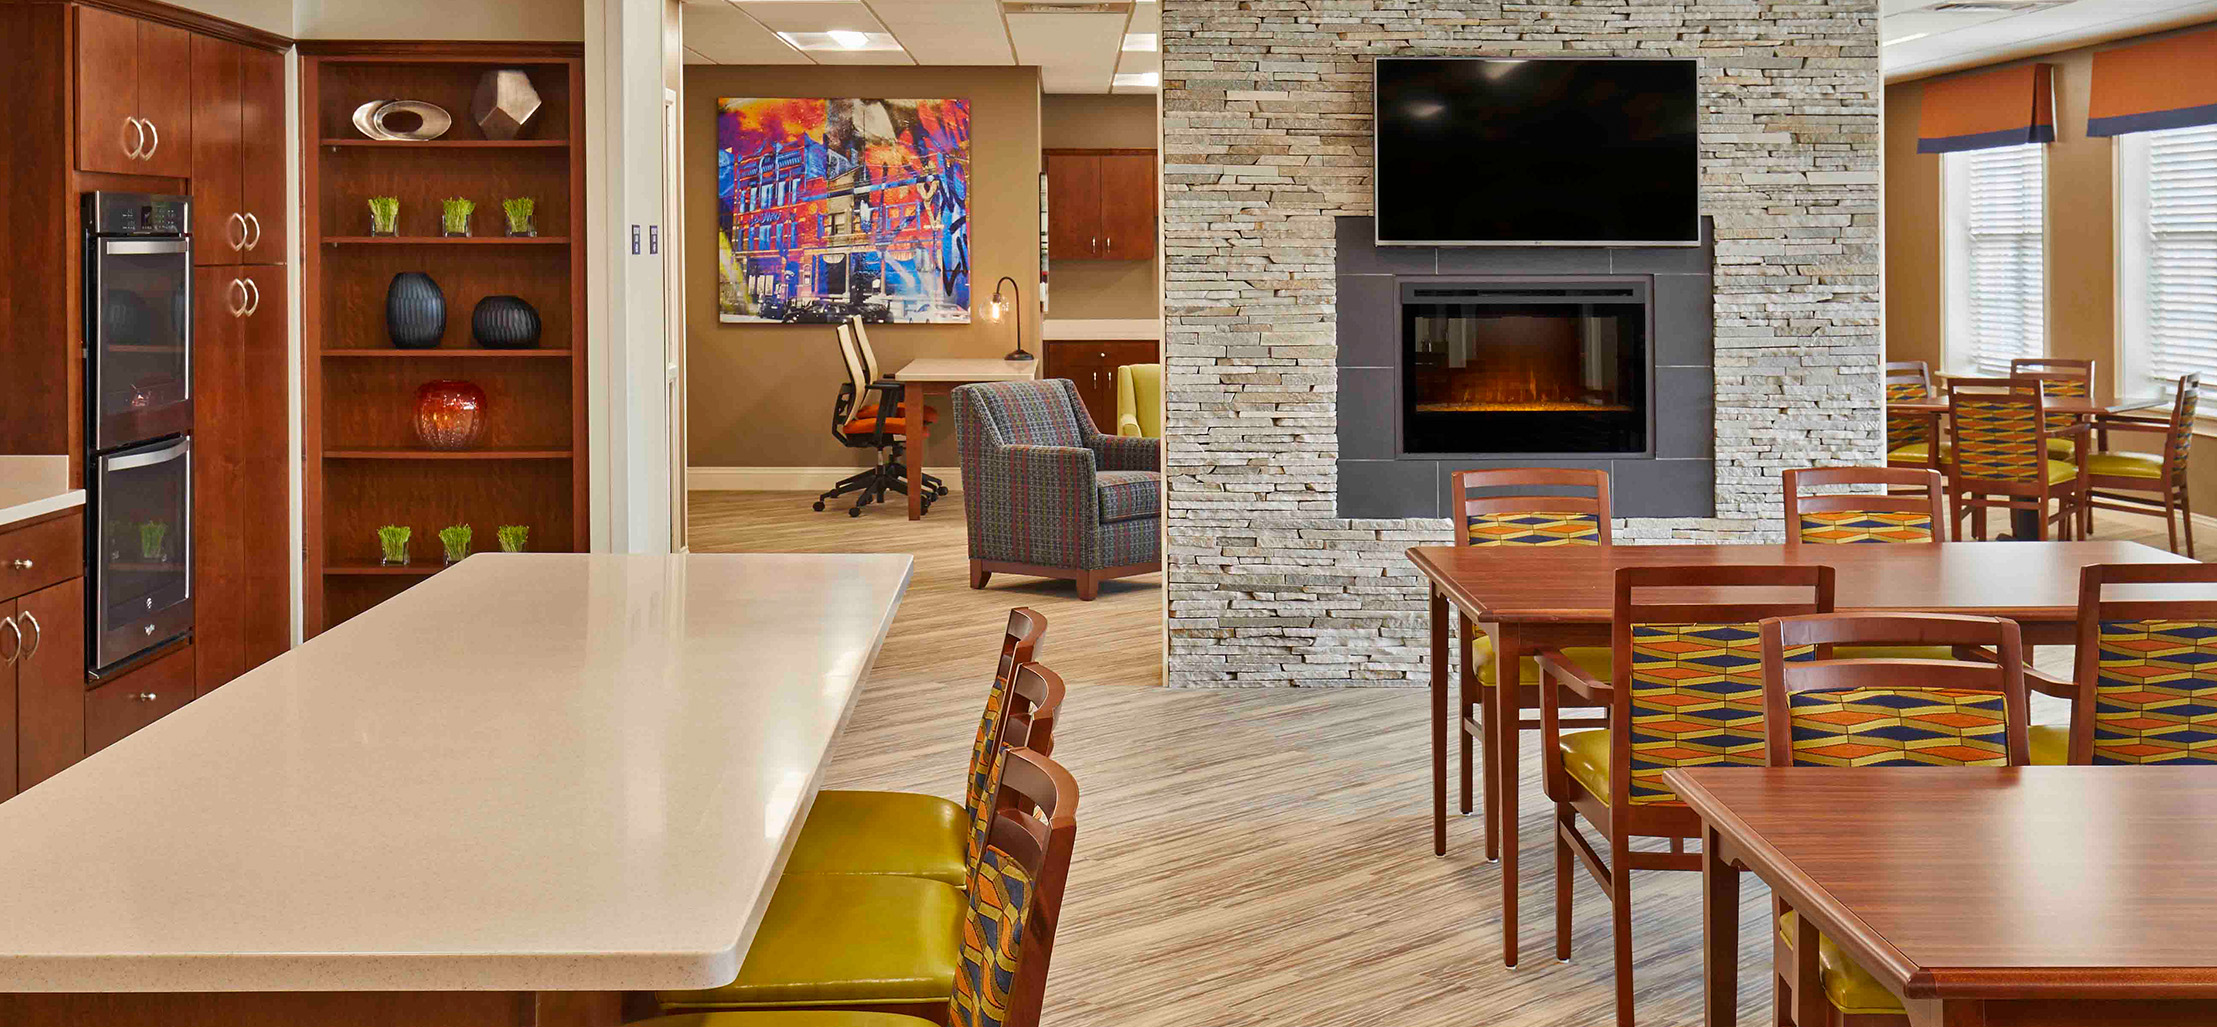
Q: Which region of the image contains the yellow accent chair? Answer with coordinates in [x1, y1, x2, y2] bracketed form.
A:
[783, 608, 1050, 887]
[1537, 563, 1835, 1027]
[1113, 362, 1161, 438]
[1762, 611, 2031, 1027]
[1944, 377, 2088, 541]
[652, 743, 1078, 1022]
[644, 745, 1080, 1027]
[2084, 373, 2199, 555]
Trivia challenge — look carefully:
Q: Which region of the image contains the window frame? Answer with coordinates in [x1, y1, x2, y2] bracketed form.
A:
[2115, 123, 2217, 414]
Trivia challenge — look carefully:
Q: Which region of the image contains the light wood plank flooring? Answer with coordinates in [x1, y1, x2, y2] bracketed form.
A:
[689, 491, 2197, 1026]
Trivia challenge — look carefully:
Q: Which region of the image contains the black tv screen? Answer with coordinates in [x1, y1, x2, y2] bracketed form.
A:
[1374, 57, 1700, 246]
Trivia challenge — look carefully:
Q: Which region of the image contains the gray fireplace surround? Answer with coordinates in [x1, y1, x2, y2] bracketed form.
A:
[1336, 215, 1717, 520]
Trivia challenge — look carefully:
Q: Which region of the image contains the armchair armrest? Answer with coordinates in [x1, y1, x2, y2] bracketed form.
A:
[1093, 433, 1160, 472]
[1536, 649, 1613, 705]
[1116, 410, 1144, 437]
[1000, 443, 1098, 482]
[1963, 645, 2080, 701]
[2088, 418, 2169, 435]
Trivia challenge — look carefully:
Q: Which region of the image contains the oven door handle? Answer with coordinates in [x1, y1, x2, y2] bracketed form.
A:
[101, 238, 191, 256]
[106, 437, 191, 472]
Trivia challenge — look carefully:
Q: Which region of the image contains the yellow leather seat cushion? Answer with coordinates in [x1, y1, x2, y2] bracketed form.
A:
[1887, 441, 1950, 464]
[1778, 910, 1902, 1014]
[641, 1014, 934, 1027]
[1473, 636, 1611, 688]
[2087, 451, 2165, 479]
[1559, 729, 1612, 802]
[2030, 723, 2068, 766]
[655, 875, 961, 1013]
[2047, 437, 2077, 459]
[783, 790, 969, 886]
[2041, 459, 2082, 485]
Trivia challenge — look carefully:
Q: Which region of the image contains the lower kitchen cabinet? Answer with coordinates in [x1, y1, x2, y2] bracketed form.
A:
[10, 574, 84, 795]
[86, 643, 194, 757]
[1043, 339, 1160, 432]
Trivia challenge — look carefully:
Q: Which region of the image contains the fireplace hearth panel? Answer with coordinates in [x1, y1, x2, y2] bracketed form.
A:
[1400, 280, 1649, 455]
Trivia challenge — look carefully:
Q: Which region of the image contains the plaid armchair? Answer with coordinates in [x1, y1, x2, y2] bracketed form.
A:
[954, 378, 1162, 600]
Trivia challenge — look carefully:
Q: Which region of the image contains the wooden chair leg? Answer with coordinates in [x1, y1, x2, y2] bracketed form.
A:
[1554, 806, 1573, 961]
[969, 561, 990, 589]
[1459, 624, 1475, 816]
[2183, 486, 2197, 558]
[1481, 680, 1500, 863]
[1611, 834, 1636, 1027]
[2165, 492, 2180, 553]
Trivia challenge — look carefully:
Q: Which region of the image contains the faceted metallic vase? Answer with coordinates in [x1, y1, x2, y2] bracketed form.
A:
[472, 70, 543, 141]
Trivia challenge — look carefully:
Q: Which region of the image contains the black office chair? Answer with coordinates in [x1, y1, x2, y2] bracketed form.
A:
[814, 320, 946, 516]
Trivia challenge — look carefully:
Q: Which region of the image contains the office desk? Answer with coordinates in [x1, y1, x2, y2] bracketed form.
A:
[890, 357, 1040, 520]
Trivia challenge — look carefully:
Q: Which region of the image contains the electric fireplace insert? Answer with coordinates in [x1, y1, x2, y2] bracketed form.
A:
[1399, 279, 1651, 455]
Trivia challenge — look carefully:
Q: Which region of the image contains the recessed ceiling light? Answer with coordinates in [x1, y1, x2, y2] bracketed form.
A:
[1113, 71, 1159, 89]
[1122, 32, 1157, 52]
[777, 30, 904, 52]
[827, 28, 870, 49]
[1882, 31, 1932, 46]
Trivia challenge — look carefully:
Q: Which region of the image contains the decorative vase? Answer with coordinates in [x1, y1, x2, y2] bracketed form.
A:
[386, 272, 446, 349]
[471, 295, 542, 349]
[472, 70, 543, 140]
[414, 379, 487, 450]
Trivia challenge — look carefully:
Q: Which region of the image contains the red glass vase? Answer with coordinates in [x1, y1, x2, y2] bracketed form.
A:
[414, 379, 487, 450]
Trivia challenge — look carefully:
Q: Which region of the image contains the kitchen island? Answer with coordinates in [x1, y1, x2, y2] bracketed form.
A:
[0, 553, 911, 1026]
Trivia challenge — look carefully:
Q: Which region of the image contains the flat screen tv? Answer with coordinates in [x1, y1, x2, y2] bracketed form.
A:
[1374, 57, 1700, 247]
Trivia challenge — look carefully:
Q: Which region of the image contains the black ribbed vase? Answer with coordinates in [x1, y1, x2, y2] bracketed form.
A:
[385, 272, 446, 349]
[471, 295, 542, 349]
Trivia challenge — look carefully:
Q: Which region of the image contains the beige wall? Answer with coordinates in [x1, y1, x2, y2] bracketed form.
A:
[172, 0, 292, 36]
[684, 65, 1044, 470]
[292, 0, 585, 39]
[1042, 93, 1159, 321]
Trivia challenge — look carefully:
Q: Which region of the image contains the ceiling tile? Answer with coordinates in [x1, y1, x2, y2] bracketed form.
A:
[684, 2, 813, 65]
[870, 0, 1015, 65]
[1008, 11, 1126, 93]
[1885, 0, 2217, 80]
[734, 0, 886, 34]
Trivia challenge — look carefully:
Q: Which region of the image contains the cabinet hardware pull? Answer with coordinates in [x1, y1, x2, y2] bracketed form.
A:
[228, 212, 246, 251]
[1091, 236, 1097, 253]
[123, 117, 146, 160]
[228, 279, 248, 317]
[243, 278, 262, 317]
[8, 558, 30, 570]
[244, 212, 262, 250]
[0, 616, 18, 666]
[132, 692, 159, 702]
[141, 118, 159, 160]
[1106, 236, 1112, 251]
[17, 610, 37, 661]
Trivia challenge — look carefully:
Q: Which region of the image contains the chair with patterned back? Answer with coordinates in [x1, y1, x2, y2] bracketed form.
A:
[2012, 357, 2096, 458]
[2064, 562, 2217, 766]
[1782, 466, 1945, 547]
[1759, 612, 2029, 1027]
[1945, 376, 2088, 540]
[2085, 373, 2201, 555]
[1447, 468, 1614, 862]
[1883, 360, 1943, 470]
[1536, 564, 1835, 1027]
[652, 741, 1079, 1026]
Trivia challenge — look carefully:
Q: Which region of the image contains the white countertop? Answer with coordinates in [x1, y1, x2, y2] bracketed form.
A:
[892, 356, 1040, 382]
[0, 456, 84, 529]
[0, 553, 912, 993]
[1041, 318, 1161, 341]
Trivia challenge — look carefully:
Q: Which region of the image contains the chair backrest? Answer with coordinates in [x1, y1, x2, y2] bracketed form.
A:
[1612, 565, 1835, 806]
[958, 379, 1091, 450]
[1450, 467, 1612, 548]
[2068, 562, 2217, 765]
[1759, 612, 2029, 767]
[2160, 373, 2201, 476]
[1884, 361, 1934, 451]
[967, 608, 1050, 827]
[849, 315, 886, 384]
[2011, 358, 2094, 397]
[951, 746, 1080, 1027]
[1946, 376, 2048, 486]
[831, 322, 871, 442]
[1782, 466, 1945, 546]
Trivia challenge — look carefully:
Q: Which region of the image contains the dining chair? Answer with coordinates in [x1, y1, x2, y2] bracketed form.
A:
[2060, 562, 2217, 766]
[1882, 361, 1942, 471]
[1782, 466, 1945, 546]
[785, 609, 1052, 886]
[2084, 373, 2200, 555]
[1448, 467, 1614, 863]
[2011, 357, 2096, 459]
[1944, 377, 2088, 541]
[1536, 564, 1835, 1027]
[653, 741, 1079, 1021]
[1759, 612, 2029, 1027]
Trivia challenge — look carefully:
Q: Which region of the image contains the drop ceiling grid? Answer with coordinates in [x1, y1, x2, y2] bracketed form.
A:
[683, 0, 1157, 94]
[1884, 0, 2217, 80]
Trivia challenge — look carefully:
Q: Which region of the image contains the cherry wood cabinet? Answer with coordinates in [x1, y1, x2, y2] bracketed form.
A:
[1045, 339, 1159, 431]
[192, 37, 287, 265]
[1045, 150, 1156, 261]
[13, 577, 85, 795]
[193, 265, 290, 695]
[86, 643, 194, 756]
[74, 5, 194, 178]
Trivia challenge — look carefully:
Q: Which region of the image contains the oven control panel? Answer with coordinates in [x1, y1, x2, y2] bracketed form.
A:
[85, 192, 190, 237]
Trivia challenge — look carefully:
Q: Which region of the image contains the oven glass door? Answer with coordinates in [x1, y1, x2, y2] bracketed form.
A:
[92, 237, 193, 451]
[94, 436, 193, 671]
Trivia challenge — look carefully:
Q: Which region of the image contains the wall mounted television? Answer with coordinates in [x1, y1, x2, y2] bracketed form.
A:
[1373, 56, 1700, 247]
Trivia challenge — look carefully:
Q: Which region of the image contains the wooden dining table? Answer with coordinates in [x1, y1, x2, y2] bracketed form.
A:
[1673, 766, 2217, 1027]
[1405, 539, 2195, 969]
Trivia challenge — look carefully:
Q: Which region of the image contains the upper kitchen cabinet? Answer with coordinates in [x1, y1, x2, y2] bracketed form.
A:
[192, 37, 287, 265]
[1045, 149, 1156, 261]
[75, 6, 194, 178]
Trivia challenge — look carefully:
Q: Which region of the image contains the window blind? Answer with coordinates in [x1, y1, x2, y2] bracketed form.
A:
[2140, 125, 2217, 400]
[1957, 145, 2046, 376]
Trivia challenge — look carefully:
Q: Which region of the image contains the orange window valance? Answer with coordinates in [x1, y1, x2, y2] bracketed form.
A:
[1917, 63, 2056, 154]
[2088, 25, 2217, 137]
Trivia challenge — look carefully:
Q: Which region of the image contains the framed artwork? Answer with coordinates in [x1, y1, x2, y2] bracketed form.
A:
[716, 97, 972, 324]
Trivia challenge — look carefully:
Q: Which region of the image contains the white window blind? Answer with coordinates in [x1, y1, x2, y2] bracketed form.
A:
[1945, 144, 2047, 376]
[2124, 124, 2217, 401]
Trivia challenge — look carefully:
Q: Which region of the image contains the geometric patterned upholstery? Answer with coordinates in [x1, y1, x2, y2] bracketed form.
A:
[1886, 379, 1931, 451]
[1627, 624, 1806, 805]
[965, 664, 1019, 844]
[2171, 383, 2201, 473]
[1953, 392, 2046, 483]
[949, 844, 1033, 1027]
[1796, 510, 1935, 544]
[1782, 688, 2010, 767]
[2031, 373, 2089, 438]
[1096, 470, 1159, 524]
[955, 379, 1161, 572]
[968, 748, 1010, 869]
[2092, 620, 2217, 764]
[1465, 511, 1602, 546]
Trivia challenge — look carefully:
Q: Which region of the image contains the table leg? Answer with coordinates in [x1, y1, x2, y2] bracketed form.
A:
[904, 384, 929, 520]
[1702, 824, 1740, 1027]
[1432, 587, 1448, 857]
[1459, 618, 1475, 816]
[1496, 621, 1523, 968]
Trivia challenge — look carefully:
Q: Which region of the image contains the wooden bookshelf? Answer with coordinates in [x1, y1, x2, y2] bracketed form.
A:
[300, 45, 586, 634]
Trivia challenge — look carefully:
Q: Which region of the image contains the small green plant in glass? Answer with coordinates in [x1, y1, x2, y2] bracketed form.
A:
[438, 524, 473, 564]
[367, 196, 400, 236]
[496, 524, 529, 553]
[440, 197, 475, 237]
[501, 197, 536, 238]
[377, 525, 412, 566]
[139, 521, 169, 561]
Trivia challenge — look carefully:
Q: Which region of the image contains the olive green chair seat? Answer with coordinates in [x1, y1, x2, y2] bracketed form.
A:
[642, 1013, 933, 1027]
[1887, 441, 1950, 464]
[1474, 637, 1610, 687]
[2087, 451, 2165, 479]
[1559, 728, 1614, 802]
[2029, 723, 2068, 765]
[784, 790, 969, 886]
[2047, 437, 2078, 459]
[655, 875, 963, 1014]
[1778, 909, 1902, 1015]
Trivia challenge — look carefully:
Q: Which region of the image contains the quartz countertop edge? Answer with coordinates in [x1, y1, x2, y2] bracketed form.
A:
[0, 456, 83, 530]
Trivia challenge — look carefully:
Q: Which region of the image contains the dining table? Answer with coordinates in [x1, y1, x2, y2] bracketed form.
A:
[0, 553, 911, 1026]
[1673, 765, 2217, 1027]
[1404, 539, 2195, 969]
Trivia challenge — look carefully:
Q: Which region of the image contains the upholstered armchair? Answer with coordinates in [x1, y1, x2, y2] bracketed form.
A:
[953, 379, 1162, 600]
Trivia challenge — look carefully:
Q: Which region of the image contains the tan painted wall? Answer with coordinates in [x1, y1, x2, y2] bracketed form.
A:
[170, 0, 292, 36]
[292, 0, 584, 40]
[1042, 93, 1159, 321]
[683, 65, 1044, 470]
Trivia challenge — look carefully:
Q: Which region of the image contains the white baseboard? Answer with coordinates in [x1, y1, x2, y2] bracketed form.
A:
[688, 466, 965, 492]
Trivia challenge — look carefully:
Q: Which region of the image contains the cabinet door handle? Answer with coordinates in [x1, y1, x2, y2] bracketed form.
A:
[227, 212, 246, 251]
[123, 117, 146, 160]
[17, 610, 37, 661]
[1090, 236, 1097, 254]
[0, 616, 18, 667]
[244, 212, 262, 251]
[132, 692, 159, 703]
[243, 277, 262, 317]
[228, 279, 248, 317]
[8, 558, 31, 570]
[141, 117, 159, 160]
[1105, 235, 1112, 252]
